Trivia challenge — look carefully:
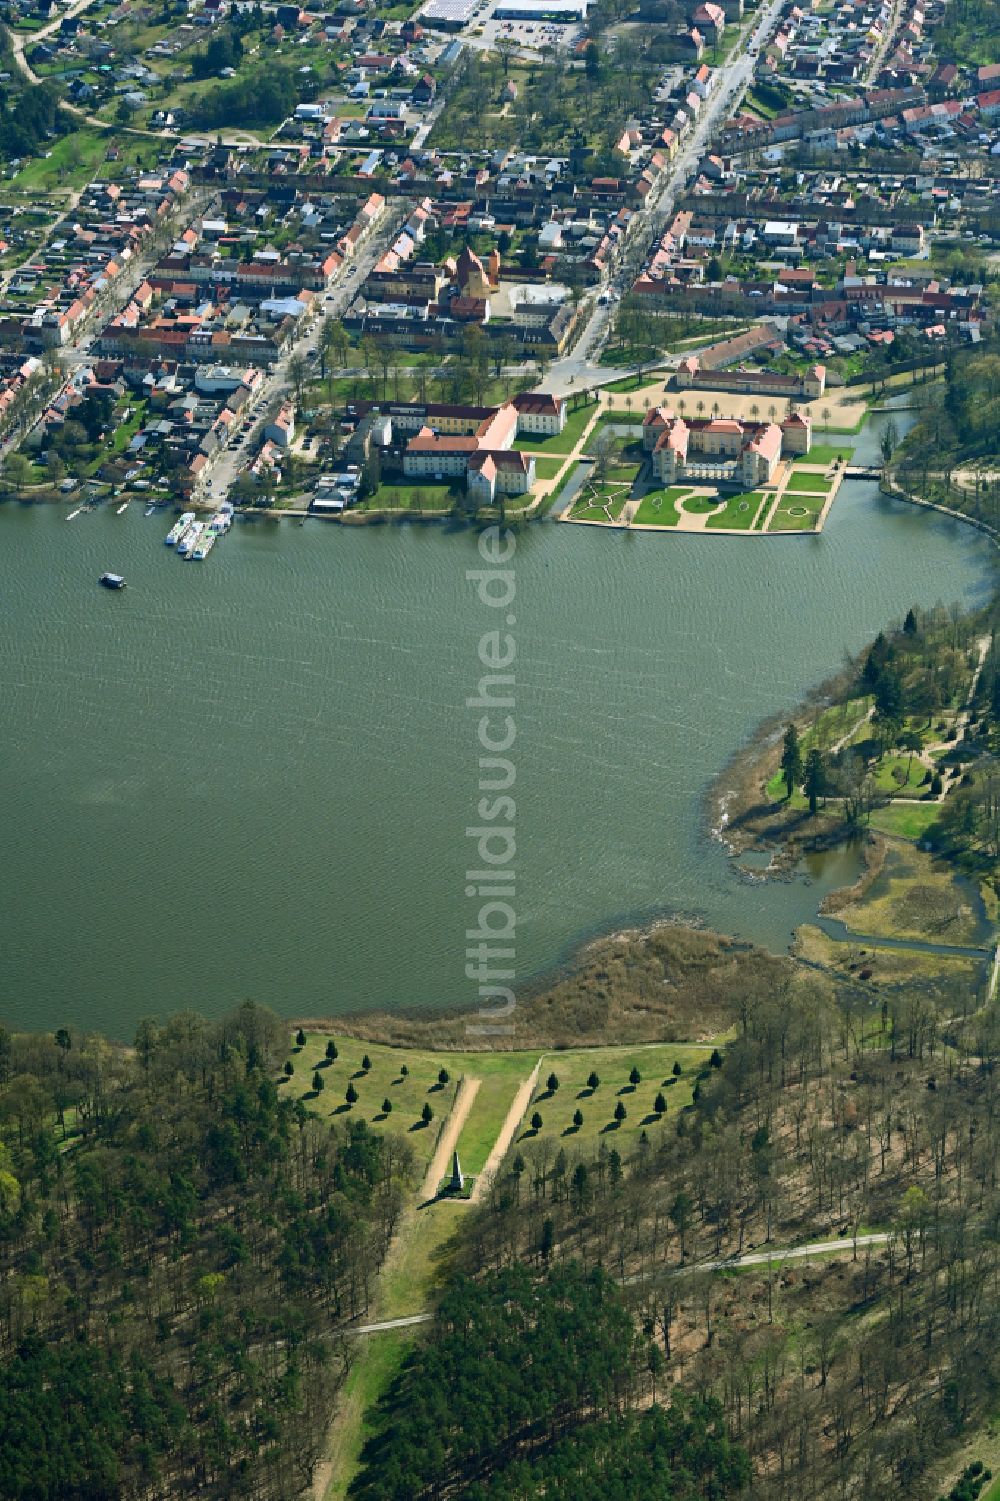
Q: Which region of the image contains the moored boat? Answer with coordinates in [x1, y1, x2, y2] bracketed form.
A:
[99, 572, 126, 590]
[166, 512, 196, 546]
[192, 530, 215, 560]
[177, 522, 203, 558]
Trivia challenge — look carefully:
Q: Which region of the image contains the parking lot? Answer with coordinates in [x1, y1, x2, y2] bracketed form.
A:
[475, 15, 585, 52]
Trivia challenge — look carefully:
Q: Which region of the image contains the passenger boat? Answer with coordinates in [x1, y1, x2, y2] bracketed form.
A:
[177, 522, 203, 558]
[99, 572, 126, 590]
[165, 512, 195, 546]
[192, 530, 215, 560]
[208, 511, 231, 534]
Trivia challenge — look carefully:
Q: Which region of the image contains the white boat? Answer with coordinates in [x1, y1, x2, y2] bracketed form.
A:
[177, 522, 203, 558]
[165, 511, 195, 546]
[192, 529, 215, 560]
[208, 510, 231, 534]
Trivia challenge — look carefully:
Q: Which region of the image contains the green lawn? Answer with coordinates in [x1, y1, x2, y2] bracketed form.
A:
[513, 403, 595, 454]
[289, 1034, 530, 1178]
[805, 443, 854, 465]
[872, 753, 928, 797]
[322, 1328, 418, 1501]
[602, 370, 667, 394]
[768, 492, 825, 531]
[521, 1045, 714, 1147]
[10, 128, 111, 192]
[357, 483, 458, 514]
[570, 490, 629, 523]
[705, 491, 766, 530]
[808, 696, 873, 752]
[867, 801, 941, 839]
[532, 455, 566, 480]
[786, 470, 834, 494]
[632, 487, 692, 526]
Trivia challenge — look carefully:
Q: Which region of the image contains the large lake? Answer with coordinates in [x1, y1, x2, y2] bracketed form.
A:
[0, 414, 994, 1038]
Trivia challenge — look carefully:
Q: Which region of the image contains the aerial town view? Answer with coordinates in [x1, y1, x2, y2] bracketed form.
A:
[4, 0, 1000, 1489]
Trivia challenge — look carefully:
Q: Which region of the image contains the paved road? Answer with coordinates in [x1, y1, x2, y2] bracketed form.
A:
[547, 0, 788, 394]
[670, 1232, 889, 1274]
[349, 1232, 892, 1333]
[351, 1312, 434, 1335]
[202, 201, 410, 502]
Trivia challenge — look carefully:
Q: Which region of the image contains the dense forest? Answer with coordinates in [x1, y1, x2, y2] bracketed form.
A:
[369, 961, 1000, 1501]
[0, 1004, 411, 1499]
[720, 593, 1000, 893]
[353, 1263, 750, 1500]
[192, 66, 300, 129]
[892, 340, 1000, 524]
[0, 37, 63, 163]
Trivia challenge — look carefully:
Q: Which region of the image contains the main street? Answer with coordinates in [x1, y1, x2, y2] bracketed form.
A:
[200, 199, 411, 501]
[546, 0, 789, 394]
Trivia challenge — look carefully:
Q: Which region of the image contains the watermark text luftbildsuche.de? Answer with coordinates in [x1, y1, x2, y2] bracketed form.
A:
[465, 525, 516, 1038]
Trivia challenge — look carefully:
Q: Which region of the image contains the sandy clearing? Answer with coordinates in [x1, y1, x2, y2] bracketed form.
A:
[472, 1059, 542, 1202]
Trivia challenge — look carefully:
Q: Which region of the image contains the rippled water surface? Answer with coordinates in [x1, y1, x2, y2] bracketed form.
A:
[0, 418, 993, 1036]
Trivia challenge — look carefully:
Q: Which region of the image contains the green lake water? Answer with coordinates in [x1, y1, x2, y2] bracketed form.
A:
[0, 418, 994, 1038]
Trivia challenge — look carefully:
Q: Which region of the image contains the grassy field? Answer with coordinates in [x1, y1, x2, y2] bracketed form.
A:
[632, 487, 692, 526]
[794, 922, 983, 994]
[786, 470, 835, 494]
[570, 490, 629, 523]
[357, 482, 457, 514]
[871, 752, 928, 796]
[768, 491, 825, 531]
[289, 1034, 531, 1177]
[532, 455, 566, 480]
[521, 1045, 712, 1146]
[287, 1034, 463, 1170]
[867, 801, 942, 839]
[837, 844, 987, 947]
[321, 1327, 418, 1501]
[803, 443, 854, 465]
[602, 370, 667, 394]
[513, 404, 595, 455]
[10, 129, 109, 192]
[705, 491, 766, 529]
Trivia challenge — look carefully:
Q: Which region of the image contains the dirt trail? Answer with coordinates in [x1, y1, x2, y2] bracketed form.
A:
[472, 1060, 542, 1202]
[311, 1075, 481, 1501]
[420, 1075, 481, 1200]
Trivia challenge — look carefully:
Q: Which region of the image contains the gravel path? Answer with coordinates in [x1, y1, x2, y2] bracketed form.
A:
[420, 1075, 481, 1201]
[471, 1060, 542, 1202]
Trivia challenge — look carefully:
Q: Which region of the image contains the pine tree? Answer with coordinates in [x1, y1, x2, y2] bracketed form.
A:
[781, 723, 803, 798]
[804, 747, 826, 815]
[312, 1071, 324, 1093]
